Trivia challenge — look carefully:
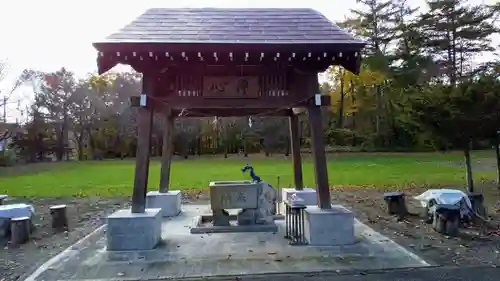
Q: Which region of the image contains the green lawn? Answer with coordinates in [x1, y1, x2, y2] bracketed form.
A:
[0, 151, 497, 197]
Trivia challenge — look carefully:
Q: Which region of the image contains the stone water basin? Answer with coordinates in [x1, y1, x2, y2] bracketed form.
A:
[209, 180, 260, 209]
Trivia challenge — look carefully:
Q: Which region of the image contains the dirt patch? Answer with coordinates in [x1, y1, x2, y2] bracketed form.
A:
[0, 192, 202, 281]
[0, 197, 130, 281]
[331, 184, 500, 267]
[184, 185, 500, 267]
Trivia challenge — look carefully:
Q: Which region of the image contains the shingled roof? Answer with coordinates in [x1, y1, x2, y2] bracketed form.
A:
[93, 8, 364, 74]
[96, 8, 363, 45]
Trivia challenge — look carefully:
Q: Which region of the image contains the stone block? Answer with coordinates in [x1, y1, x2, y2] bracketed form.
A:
[282, 188, 317, 206]
[213, 209, 231, 226]
[280, 188, 317, 214]
[146, 190, 182, 217]
[106, 208, 162, 251]
[190, 214, 278, 234]
[237, 209, 257, 225]
[0, 194, 8, 205]
[304, 205, 355, 246]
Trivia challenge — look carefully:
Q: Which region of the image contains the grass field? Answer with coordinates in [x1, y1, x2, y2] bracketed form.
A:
[0, 151, 497, 197]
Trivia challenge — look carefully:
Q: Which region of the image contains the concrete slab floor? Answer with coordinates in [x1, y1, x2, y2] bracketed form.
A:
[25, 204, 431, 281]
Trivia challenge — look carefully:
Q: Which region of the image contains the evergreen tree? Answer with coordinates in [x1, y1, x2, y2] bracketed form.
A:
[419, 0, 498, 85]
[388, 0, 437, 87]
[343, 0, 399, 136]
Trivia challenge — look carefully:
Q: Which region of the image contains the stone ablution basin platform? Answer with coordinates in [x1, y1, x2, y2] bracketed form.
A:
[24, 204, 431, 281]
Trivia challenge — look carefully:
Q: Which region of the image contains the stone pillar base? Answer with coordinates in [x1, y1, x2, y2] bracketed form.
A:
[304, 205, 355, 246]
[106, 208, 162, 251]
[146, 190, 182, 217]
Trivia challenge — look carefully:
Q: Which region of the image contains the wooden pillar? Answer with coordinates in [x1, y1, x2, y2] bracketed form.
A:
[308, 104, 331, 209]
[495, 132, 500, 187]
[289, 114, 304, 190]
[224, 121, 229, 158]
[243, 133, 248, 157]
[131, 75, 154, 213]
[159, 114, 174, 193]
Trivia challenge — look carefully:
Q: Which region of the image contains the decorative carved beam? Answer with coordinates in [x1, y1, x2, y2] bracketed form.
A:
[96, 49, 361, 75]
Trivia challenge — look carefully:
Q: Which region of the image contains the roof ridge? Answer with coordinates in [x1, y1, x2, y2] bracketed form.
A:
[145, 7, 318, 11]
[95, 8, 365, 46]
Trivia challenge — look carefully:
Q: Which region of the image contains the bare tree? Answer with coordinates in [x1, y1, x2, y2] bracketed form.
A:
[0, 61, 36, 121]
[0, 60, 8, 85]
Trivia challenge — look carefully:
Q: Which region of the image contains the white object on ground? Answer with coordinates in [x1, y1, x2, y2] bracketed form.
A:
[413, 189, 472, 218]
[0, 203, 36, 219]
[0, 203, 35, 236]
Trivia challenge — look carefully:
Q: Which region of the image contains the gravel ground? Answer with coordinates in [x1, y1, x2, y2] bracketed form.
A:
[332, 184, 500, 267]
[0, 197, 130, 281]
[1, 184, 499, 281]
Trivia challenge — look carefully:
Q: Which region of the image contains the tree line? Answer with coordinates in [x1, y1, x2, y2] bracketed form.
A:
[0, 0, 499, 182]
[324, 0, 500, 191]
[0, 68, 295, 164]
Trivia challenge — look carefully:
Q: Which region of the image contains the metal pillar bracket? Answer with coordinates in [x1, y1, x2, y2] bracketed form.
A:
[140, 94, 147, 107]
[314, 94, 322, 106]
[308, 94, 330, 107]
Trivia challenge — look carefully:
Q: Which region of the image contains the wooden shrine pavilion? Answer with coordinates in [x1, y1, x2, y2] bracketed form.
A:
[93, 8, 364, 213]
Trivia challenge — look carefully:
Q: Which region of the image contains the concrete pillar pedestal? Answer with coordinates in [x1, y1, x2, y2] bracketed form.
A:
[106, 208, 162, 251]
[304, 205, 355, 246]
[146, 190, 182, 217]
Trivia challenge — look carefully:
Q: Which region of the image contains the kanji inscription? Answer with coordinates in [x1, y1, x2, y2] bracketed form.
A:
[203, 76, 259, 98]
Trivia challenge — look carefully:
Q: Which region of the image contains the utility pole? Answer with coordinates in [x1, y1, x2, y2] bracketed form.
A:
[3, 96, 6, 123]
[0, 90, 6, 123]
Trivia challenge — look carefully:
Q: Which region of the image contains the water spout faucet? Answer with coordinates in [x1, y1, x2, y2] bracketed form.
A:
[241, 164, 261, 183]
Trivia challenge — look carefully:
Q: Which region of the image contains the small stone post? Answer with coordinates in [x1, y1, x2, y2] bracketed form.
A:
[432, 204, 460, 236]
[0, 194, 8, 205]
[50, 205, 68, 231]
[383, 192, 408, 217]
[10, 217, 31, 245]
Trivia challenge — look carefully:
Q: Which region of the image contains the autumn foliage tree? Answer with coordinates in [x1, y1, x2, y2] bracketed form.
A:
[4, 0, 500, 163]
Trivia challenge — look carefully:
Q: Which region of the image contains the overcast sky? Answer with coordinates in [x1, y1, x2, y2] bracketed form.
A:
[0, 0, 497, 121]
